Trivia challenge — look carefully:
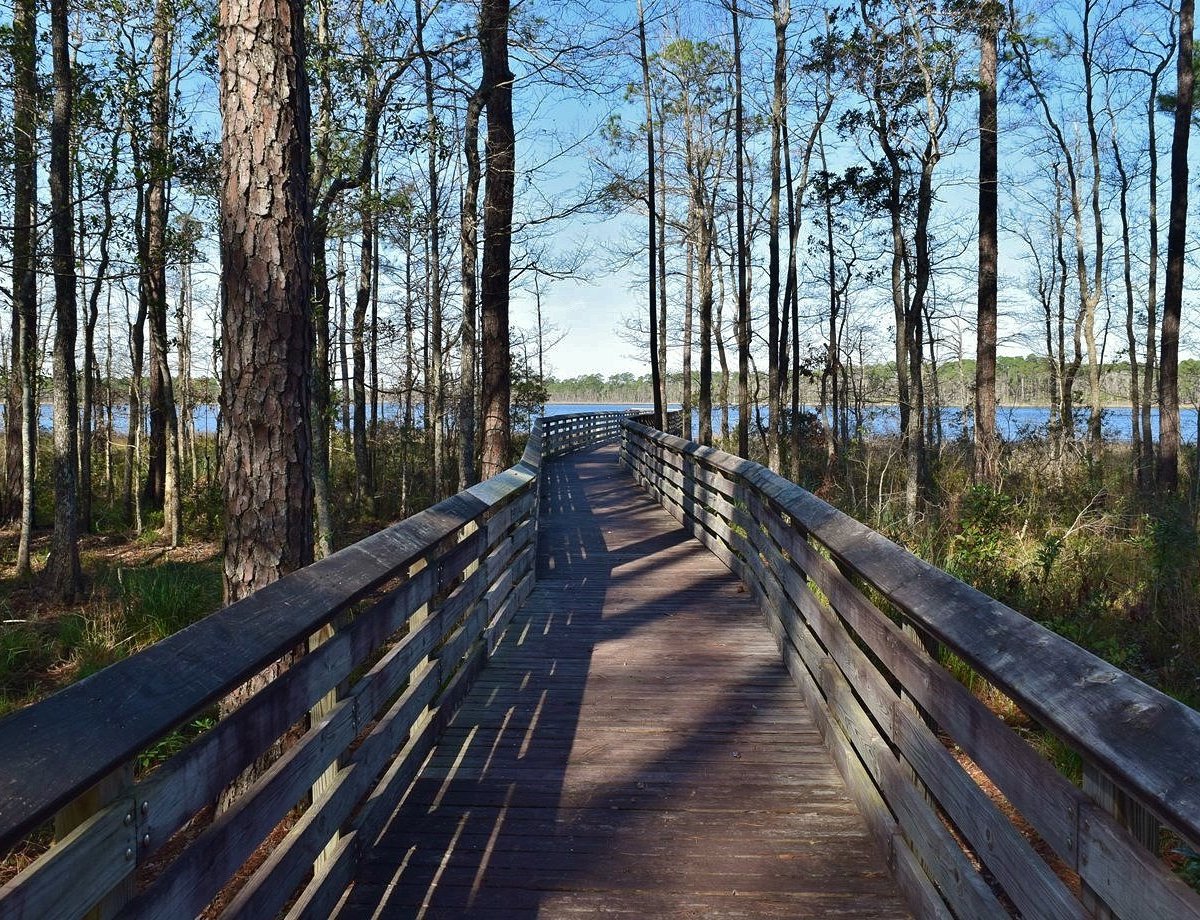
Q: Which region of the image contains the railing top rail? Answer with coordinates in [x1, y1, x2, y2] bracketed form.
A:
[622, 417, 1200, 844]
[0, 420, 546, 852]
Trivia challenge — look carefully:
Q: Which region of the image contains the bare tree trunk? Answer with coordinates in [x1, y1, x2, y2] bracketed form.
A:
[217, 0, 314, 600]
[459, 85, 484, 488]
[416, 0, 445, 497]
[697, 206, 714, 447]
[80, 130, 118, 535]
[215, 0, 313, 812]
[12, 0, 37, 574]
[45, 0, 81, 599]
[1082, 0, 1105, 457]
[480, 0, 515, 479]
[682, 235, 694, 441]
[148, 0, 182, 546]
[310, 0, 335, 559]
[1159, 0, 1193, 491]
[974, 6, 998, 484]
[1112, 127, 1142, 484]
[731, 0, 749, 459]
[637, 0, 663, 429]
[715, 238, 730, 439]
[176, 246, 197, 484]
[767, 0, 789, 472]
[1143, 54, 1169, 485]
[353, 189, 373, 507]
[369, 158, 379, 472]
[337, 238, 352, 453]
[657, 110, 668, 422]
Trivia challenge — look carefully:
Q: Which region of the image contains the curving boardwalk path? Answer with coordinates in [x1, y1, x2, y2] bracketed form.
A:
[338, 442, 908, 919]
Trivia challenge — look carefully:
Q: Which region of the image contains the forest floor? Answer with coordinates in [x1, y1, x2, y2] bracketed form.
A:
[0, 521, 222, 718]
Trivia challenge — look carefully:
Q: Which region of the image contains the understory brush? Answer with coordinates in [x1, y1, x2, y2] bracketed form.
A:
[826, 436, 1200, 709]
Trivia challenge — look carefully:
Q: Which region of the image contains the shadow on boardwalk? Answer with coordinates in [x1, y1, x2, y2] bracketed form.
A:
[339, 442, 907, 919]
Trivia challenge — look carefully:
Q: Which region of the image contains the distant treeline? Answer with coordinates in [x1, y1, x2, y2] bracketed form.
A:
[548, 358, 1200, 408]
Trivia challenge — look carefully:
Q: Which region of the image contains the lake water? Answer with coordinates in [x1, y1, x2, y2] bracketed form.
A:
[9, 402, 1199, 444]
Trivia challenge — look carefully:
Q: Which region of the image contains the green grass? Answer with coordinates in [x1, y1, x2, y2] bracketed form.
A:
[112, 561, 222, 644]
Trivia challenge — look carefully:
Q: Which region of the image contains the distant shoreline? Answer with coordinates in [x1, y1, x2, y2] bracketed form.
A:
[545, 400, 1176, 411]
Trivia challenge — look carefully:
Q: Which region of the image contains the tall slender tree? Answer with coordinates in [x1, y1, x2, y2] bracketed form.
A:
[1158, 0, 1193, 491]
[974, 1, 999, 484]
[731, 0, 749, 459]
[45, 0, 82, 599]
[638, 0, 664, 430]
[459, 80, 485, 488]
[146, 0, 184, 545]
[480, 0, 516, 479]
[11, 0, 37, 576]
[416, 0, 446, 498]
[767, 0, 789, 472]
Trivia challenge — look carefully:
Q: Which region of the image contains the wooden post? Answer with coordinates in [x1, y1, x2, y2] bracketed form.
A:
[53, 763, 135, 919]
[309, 622, 339, 868]
[1081, 762, 1160, 918]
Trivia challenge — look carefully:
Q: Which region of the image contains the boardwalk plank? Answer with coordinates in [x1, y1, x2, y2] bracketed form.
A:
[339, 443, 908, 919]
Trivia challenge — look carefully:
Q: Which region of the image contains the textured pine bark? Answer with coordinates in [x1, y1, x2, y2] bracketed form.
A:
[45, 0, 81, 600]
[217, 0, 314, 603]
[480, 0, 515, 479]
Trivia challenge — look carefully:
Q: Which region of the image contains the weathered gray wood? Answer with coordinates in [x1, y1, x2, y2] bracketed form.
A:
[623, 417, 1200, 920]
[339, 442, 909, 920]
[748, 506, 1084, 918]
[221, 584, 500, 920]
[0, 492, 491, 850]
[746, 544, 1009, 919]
[0, 792, 135, 920]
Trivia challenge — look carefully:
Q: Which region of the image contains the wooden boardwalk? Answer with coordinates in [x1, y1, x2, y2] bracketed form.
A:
[339, 442, 907, 918]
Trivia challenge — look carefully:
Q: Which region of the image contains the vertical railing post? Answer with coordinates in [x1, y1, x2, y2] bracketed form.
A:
[1080, 763, 1160, 918]
[53, 764, 136, 919]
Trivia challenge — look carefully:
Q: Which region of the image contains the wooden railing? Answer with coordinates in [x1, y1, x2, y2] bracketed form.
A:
[0, 412, 624, 920]
[621, 418, 1200, 920]
[542, 411, 627, 457]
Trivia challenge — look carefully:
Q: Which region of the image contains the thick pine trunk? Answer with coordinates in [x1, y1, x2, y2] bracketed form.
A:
[215, 0, 314, 810]
[480, 0, 515, 479]
[217, 0, 314, 600]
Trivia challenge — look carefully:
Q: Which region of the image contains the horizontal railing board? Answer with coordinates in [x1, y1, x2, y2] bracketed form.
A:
[735, 492, 1084, 920]
[0, 494, 490, 851]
